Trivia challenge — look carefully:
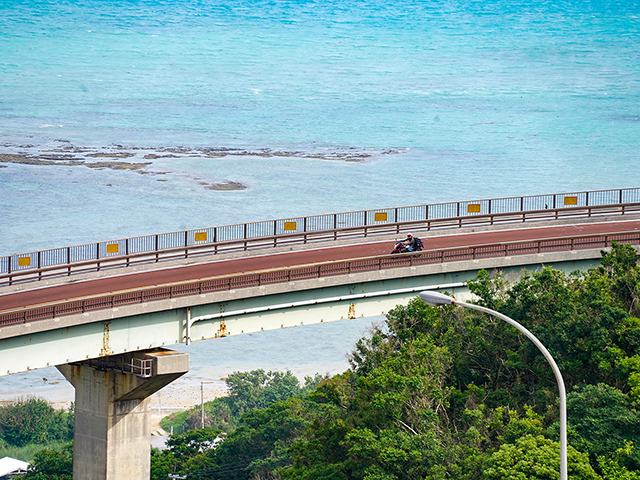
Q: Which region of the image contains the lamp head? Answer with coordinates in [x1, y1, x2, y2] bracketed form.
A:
[419, 291, 454, 306]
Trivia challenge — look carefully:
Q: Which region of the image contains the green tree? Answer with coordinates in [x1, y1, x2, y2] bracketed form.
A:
[484, 435, 600, 479]
[0, 399, 73, 447]
[24, 442, 73, 480]
[598, 442, 640, 480]
[566, 384, 640, 468]
[210, 397, 320, 480]
[282, 336, 455, 480]
[600, 242, 640, 316]
[162, 370, 323, 433]
[150, 428, 220, 480]
[150, 447, 176, 480]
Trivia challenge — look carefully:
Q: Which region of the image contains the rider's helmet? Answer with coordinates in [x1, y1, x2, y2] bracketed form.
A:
[407, 233, 412, 237]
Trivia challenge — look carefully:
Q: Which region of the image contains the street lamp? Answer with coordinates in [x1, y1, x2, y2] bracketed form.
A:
[419, 291, 567, 480]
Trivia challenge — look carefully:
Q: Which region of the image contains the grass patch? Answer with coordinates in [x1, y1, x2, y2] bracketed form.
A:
[0, 440, 69, 463]
[160, 409, 194, 434]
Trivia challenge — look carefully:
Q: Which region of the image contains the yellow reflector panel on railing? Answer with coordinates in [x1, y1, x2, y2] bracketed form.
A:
[18, 257, 31, 267]
[195, 232, 207, 242]
[106, 244, 119, 254]
[284, 222, 297, 231]
[564, 196, 578, 205]
[374, 212, 388, 222]
[467, 204, 481, 213]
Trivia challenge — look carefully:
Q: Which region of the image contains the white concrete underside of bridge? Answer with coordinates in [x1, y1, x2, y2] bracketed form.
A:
[0, 248, 606, 376]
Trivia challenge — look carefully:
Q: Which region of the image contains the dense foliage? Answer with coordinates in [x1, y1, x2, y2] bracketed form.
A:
[161, 369, 324, 433]
[23, 442, 73, 480]
[153, 242, 640, 479]
[0, 398, 73, 448]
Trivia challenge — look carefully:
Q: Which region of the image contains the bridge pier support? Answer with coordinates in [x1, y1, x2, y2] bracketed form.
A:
[57, 349, 189, 480]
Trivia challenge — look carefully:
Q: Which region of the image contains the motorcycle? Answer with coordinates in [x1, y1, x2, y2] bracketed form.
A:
[391, 237, 424, 254]
[390, 241, 411, 254]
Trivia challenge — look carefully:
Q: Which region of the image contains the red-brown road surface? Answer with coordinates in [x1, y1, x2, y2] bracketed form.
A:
[2, 220, 639, 312]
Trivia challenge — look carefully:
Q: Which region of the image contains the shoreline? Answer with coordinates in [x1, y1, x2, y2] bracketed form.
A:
[0, 374, 228, 437]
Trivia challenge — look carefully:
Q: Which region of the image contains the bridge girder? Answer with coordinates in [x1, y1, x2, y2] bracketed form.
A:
[0, 250, 601, 377]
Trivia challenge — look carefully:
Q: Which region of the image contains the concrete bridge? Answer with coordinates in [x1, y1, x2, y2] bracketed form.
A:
[1, 188, 640, 479]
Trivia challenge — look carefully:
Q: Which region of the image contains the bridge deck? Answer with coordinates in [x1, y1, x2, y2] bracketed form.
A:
[1, 215, 640, 375]
[2, 217, 639, 313]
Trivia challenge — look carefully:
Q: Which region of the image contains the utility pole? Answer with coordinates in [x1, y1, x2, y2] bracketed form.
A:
[200, 381, 216, 429]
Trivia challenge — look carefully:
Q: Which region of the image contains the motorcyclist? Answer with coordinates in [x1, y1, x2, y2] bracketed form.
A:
[402, 233, 417, 251]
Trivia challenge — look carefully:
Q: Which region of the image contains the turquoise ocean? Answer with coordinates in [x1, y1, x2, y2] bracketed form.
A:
[1, 0, 640, 402]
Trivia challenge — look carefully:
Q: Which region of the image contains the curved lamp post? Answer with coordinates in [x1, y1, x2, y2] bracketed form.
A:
[419, 291, 567, 480]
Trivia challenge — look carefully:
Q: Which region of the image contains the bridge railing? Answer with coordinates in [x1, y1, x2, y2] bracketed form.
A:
[1, 187, 639, 287]
[1, 202, 639, 287]
[2, 230, 639, 327]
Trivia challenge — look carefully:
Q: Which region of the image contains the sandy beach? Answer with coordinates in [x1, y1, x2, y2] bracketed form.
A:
[146, 376, 229, 435]
[0, 366, 229, 437]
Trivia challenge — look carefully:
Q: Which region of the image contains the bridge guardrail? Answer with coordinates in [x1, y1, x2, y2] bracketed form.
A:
[2, 230, 638, 328]
[2, 198, 640, 287]
[1, 187, 639, 285]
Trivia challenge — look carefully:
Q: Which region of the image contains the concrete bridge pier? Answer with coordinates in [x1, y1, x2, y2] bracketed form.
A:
[57, 349, 189, 480]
